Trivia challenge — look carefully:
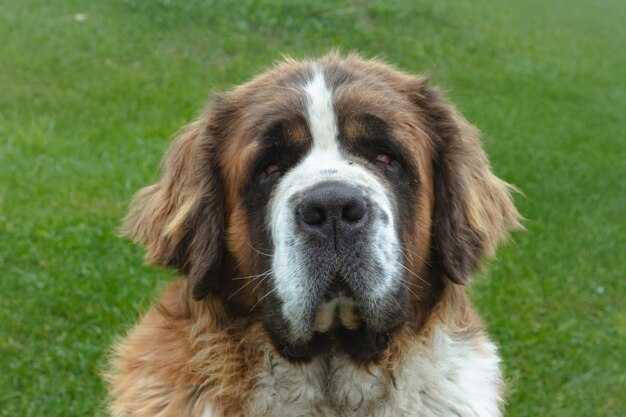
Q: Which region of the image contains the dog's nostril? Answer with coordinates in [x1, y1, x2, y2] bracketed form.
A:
[299, 205, 326, 226]
[342, 200, 367, 222]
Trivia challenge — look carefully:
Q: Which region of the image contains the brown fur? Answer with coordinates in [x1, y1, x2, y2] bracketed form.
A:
[108, 53, 521, 417]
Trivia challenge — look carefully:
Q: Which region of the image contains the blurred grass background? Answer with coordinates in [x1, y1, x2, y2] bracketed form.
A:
[1, 0, 624, 415]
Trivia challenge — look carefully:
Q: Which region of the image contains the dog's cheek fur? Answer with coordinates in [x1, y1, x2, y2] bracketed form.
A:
[220, 138, 264, 273]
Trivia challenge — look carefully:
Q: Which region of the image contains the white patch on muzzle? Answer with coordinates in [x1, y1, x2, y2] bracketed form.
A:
[270, 69, 402, 341]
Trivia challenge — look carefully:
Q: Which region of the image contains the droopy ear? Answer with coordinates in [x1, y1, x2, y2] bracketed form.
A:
[412, 80, 522, 284]
[121, 118, 224, 299]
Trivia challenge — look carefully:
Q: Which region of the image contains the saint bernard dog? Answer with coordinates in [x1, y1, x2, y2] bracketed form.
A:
[108, 53, 521, 417]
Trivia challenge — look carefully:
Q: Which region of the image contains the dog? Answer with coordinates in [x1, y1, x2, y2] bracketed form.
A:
[108, 53, 521, 417]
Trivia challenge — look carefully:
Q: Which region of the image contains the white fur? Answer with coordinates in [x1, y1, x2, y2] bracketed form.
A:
[270, 69, 402, 341]
[201, 406, 216, 417]
[243, 325, 503, 417]
[303, 67, 338, 152]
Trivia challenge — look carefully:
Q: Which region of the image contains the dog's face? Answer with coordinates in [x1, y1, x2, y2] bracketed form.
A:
[246, 71, 422, 356]
[123, 54, 519, 362]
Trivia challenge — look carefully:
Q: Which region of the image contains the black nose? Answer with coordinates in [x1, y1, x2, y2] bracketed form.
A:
[297, 182, 368, 245]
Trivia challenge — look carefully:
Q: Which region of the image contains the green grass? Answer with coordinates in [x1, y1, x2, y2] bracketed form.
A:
[1, 0, 624, 415]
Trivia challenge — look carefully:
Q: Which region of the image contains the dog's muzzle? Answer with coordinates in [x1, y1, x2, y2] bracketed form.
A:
[266, 174, 407, 361]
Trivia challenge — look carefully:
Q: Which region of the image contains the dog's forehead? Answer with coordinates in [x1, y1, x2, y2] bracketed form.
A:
[218, 58, 428, 189]
[247, 65, 413, 145]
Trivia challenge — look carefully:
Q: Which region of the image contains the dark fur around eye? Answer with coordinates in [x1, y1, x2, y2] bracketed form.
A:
[252, 120, 309, 179]
[341, 114, 409, 172]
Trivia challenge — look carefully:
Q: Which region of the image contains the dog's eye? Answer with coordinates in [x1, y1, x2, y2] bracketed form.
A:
[375, 152, 402, 173]
[376, 153, 392, 165]
[264, 164, 280, 175]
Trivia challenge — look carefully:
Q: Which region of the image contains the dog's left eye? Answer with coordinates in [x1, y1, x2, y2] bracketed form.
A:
[375, 152, 402, 173]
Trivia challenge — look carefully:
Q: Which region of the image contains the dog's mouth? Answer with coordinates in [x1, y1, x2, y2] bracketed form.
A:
[264, 273, 404, 363]
[272, 299, 397, 363]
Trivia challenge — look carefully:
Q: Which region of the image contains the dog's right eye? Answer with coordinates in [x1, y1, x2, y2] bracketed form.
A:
[375, 153, 392, 165]
[264, 164, 280, 175]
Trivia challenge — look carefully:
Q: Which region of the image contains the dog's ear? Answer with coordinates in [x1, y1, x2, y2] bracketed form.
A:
[121, 117, 225, 300]
[411, 79, 522, 284]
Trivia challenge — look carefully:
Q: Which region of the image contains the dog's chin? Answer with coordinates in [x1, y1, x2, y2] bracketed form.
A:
[269, 323, 397, 364]
[272, 327, 396, 364]
[264, 295, 403, 364]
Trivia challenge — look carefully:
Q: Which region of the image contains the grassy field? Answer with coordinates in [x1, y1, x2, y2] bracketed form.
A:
[1, 0, 624, 415]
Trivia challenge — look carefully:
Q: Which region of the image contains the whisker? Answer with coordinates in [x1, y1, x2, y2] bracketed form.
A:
[399, 249, 410, 264]
[399, 245, 431, 267]
[398, 276, 422, 289]
[249, 288, 278, 313]
[393, 260, 430, 286]
[398, 248, 419, 273]
[399, 281, 421, 301]
[388, 292, 404, 311]
[227, 278, 260, 300]
[245, 240, 274, 258]
[248, 274, 270, 297]
[227, 270, 272, 300]
[231, 270, 273, 281]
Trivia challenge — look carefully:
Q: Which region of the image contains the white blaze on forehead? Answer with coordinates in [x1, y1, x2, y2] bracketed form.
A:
[303, 69, 340, 154]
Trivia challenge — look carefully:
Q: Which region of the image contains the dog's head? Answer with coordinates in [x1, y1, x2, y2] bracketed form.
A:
[122, 53, 520, 362]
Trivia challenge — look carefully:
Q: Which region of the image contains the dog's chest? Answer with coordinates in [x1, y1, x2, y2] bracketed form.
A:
[241, 328, 503, 417]
[244, 352, 390, 417]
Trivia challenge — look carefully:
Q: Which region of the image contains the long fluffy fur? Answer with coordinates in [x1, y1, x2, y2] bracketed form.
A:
[108, 53, 521, 417]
